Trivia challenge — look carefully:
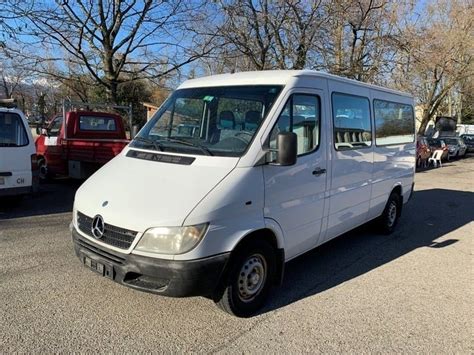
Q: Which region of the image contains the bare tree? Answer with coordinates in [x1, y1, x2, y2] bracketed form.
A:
[393, 0, 474, 134]
[13, 0, 213, 103]
[0, 48, 34, 99]
[320, 0, 409, 82]
[209, 0, 325, 72]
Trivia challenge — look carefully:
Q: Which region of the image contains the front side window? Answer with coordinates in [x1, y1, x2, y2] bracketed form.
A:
[132, 85, 282, 157]
[374, 99, 414, 145]
[332, 93, 372, 150]
[79, 116, 117, 131]
[0, 112, 28, 147]
[269, 94, 320, 156]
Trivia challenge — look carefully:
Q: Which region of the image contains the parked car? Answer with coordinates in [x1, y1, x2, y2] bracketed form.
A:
[441, 137, 467, 158]
[35, 110, 129, 180]
[0, 105, 39, 198]
[427, 138, 449, 161]
[460, 134, 474, 153]
[71, 70, 416, 317]
[416, 136, 431, 168]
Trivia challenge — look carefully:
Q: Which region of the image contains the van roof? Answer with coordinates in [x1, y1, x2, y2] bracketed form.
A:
[178, 70, 412, 98]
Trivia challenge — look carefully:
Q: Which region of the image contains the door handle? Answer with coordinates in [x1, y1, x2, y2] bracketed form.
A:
[312, 168, 326, 176]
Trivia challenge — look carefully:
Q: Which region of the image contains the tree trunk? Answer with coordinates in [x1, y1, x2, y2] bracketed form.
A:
[106, 81, 119, 104]
[418, 110, 432, 135]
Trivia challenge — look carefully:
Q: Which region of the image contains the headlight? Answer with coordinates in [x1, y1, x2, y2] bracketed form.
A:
[135, 223, 209, 255]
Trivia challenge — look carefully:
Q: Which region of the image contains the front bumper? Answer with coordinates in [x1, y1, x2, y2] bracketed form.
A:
[72, 228, 230, 297]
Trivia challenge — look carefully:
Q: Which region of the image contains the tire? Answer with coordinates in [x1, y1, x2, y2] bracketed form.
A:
[37, 157, 49, 181]
[378, 192, 401, 235]
[216, 240, 276, 317]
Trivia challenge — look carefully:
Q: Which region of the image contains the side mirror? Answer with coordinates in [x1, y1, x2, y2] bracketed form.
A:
[276, 132, 297, 166]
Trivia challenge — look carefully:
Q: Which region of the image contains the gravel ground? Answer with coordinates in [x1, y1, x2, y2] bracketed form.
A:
[0, 158, 472, 353]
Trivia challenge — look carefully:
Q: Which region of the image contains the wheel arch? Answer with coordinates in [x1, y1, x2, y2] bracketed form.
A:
[212, 227, 285, 302]
[390, 184, 403, 216]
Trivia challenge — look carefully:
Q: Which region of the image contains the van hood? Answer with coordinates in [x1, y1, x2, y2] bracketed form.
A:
[74, 149, 238, 232]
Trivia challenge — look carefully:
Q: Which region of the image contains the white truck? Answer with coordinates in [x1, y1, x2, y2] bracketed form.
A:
[71, 70, 415, 317]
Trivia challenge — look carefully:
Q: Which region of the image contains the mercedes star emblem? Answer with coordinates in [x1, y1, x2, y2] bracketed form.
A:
[91, 215, 105, 239]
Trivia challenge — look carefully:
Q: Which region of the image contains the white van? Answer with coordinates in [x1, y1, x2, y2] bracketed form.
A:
[72, 71, 415, 317]
[0, 106, 38, 198]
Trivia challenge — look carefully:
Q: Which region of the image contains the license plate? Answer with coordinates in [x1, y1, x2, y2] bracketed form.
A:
[0, 177, 4, 185]
[83, 256, 113, 279]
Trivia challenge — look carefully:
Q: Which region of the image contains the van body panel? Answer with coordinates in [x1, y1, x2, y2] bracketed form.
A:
[175, 166, 266, 260]
[323, 82, 373, 243]
[262, 87, 328, 259]
[74, 148, 239, 234]
[0, 109, 35, 194]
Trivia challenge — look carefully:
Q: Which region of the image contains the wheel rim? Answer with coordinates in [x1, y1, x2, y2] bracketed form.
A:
[387, 201, 397, 227]
[237, 253, 267, 302]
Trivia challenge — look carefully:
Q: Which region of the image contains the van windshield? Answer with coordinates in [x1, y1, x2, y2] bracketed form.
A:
[131, 85, 283, 157]
[0, 112, 29, 147]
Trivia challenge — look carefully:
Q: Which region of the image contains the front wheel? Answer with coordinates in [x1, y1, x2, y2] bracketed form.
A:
[216, 240, 276, 317]
[378, 192, 401, 235]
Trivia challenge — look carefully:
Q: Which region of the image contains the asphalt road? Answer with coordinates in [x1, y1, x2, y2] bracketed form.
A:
[0, 158, 473, 353]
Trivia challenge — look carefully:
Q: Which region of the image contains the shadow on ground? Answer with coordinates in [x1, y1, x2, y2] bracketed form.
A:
[0, 179, 81, 220]
[260, 188, 473, 315]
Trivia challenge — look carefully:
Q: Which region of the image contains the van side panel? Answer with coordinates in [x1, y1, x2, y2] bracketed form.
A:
[368, 93, 415, 220]
[323, 81, 373, 242]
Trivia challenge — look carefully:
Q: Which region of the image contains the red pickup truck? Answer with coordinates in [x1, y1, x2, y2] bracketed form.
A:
[36, 111, 129, 179]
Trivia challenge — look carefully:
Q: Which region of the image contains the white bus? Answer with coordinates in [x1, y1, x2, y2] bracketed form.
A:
[71, 70, 415, 317]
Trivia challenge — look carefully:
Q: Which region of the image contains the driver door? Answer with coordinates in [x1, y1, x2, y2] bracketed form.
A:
[263, 90, 328, 259]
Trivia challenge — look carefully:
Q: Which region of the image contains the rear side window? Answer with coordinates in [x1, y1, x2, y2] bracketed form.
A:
[0, 112, 29, 147]
[49, 116, 63, 137]
[332, 93, 372, 150]
[374, 100, 414, 145]
[79, 116, 117, 131]
[269, 94, 320, 156]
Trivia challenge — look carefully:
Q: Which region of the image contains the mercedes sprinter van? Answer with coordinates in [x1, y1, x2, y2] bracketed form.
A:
[71, 70, 415, 317]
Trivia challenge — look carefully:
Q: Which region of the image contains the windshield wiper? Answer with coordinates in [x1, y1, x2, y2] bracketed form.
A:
[159, 137, 214, 156]
[133, 136, 164, 152]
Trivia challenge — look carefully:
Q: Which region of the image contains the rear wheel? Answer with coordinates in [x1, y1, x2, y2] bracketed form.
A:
[37, 157, 48, 181]
[378, 192, 401, 235]
[216, 240, 276, 317]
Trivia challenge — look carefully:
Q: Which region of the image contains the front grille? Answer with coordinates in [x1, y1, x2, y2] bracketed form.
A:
[77, 211, 138, 249]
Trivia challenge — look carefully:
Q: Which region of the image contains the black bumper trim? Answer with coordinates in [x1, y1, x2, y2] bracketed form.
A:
[72, 228, 230, 297]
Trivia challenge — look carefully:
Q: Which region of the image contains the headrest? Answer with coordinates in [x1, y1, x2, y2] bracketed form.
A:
[244, 110, 261, 131]
[218, 110, 235, 129]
